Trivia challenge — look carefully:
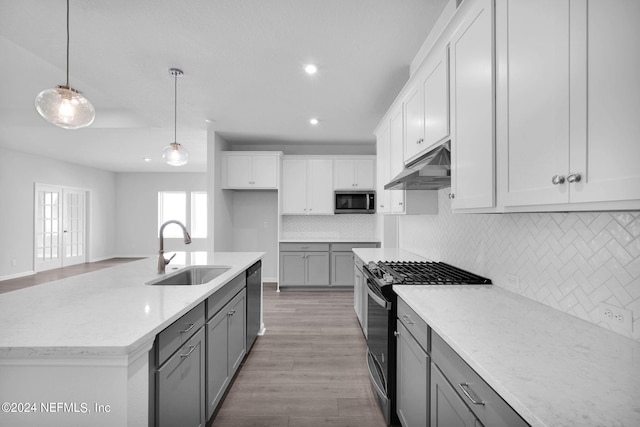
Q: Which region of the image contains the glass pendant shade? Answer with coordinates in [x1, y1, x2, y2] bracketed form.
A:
[162, 142, 189, 166]
[35, 85, 95, 129]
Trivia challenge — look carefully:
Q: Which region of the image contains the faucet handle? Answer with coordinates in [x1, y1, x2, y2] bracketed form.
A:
[165, 253, 177, 264]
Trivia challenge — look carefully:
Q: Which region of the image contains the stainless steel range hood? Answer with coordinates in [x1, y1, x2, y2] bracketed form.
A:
[384, 141, 451, 190]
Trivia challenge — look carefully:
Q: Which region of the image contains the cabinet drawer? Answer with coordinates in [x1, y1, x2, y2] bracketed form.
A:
[157, 302, 205, 365]
[280, 243, 330, 252]
[431, 332, 529, 427]
[397, 297, 429, 352]
[331, 242, 378, 252]
[206, 273, 246, 320]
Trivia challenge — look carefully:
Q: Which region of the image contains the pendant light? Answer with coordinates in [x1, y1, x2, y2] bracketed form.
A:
[162, 68, 189, 166]
[35, 0, 95, 129]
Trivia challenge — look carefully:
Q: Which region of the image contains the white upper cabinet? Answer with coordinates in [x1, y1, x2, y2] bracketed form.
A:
[221, 152, 281, 189]
[375, 120, 392, 214]
[449, 0, 495, 210]
[404, 47, 451, 165]
[389, 107, 407, 213]
[281, 158, 333, 215]
[496, 0, 640, 209]
[568, 0, 640, 204]
[334, 159, 375, 190]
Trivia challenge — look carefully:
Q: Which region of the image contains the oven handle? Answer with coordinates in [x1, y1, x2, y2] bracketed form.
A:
[366, 280, 391, 310]
[366, 349, 389, 402]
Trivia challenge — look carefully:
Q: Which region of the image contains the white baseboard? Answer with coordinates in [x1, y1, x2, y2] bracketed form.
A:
[0, 271, 35, 281]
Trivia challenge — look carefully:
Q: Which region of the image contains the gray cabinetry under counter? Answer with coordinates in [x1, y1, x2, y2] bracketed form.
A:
[396, 296, 528, 427]
[153, 302, 206, 427]
[279, 242, 379, 289]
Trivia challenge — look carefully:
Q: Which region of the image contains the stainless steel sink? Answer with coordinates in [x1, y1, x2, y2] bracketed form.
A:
[147, 266, 231, 286]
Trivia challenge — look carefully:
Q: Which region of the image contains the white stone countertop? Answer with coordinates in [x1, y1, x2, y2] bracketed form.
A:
[279, 238, 380, 243]
[395, 285, 640, 427]
[0, 251, 263, 358]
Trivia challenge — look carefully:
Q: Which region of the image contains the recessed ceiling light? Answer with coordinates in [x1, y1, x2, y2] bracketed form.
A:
[309, 118, 319, 125]
[143, 158, 152, 162]
[304, 64, 318, 75]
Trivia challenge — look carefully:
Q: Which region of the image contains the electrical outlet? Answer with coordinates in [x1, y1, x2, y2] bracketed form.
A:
[11, 259, 17, 267]
[598, 303, 633, 334]
[505, 274, 520, 291]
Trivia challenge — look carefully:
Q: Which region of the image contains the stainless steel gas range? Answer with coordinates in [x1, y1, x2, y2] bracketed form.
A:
[363, 260, 491, 426]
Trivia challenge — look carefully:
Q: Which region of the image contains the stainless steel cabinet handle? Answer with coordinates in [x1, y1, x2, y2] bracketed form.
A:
[179, 323, 195, 334]
[448, 193, 455, 199]
[458, 383, 485, 405]
[227, 309, 236, 316]
[551, 175, 565, 185]
[180, 345, 197, 358]
[394, 331, 400, 337]
[401, 315, 414, 325]
[417, 138, 423, 144]
[567, 172, 582, 183]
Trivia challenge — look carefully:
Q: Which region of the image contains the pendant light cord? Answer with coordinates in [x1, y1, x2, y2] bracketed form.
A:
[66, 0, 70, 87]
[174, 72, 178, 143]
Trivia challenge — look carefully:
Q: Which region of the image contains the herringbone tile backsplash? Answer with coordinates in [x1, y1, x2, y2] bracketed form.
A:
[399, 189, 640, 341]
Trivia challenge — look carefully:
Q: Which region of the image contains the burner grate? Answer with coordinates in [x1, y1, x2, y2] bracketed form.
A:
[378, 261, 491, 285]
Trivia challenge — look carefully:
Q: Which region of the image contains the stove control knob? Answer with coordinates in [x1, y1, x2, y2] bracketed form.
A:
[383, 274, 394, 284]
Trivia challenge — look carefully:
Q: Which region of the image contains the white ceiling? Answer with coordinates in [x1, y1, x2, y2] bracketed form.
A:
[0, 0, 447, 173]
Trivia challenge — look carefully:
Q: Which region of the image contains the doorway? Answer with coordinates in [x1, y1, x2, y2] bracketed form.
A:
[34, 184, 89, 272]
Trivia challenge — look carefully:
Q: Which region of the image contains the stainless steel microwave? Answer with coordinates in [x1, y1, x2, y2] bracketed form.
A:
[334, 191, 376, 214]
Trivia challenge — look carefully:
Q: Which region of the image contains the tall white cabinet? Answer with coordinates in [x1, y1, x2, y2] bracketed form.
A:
[281, 158, 334, 215]
[496, 0, 640, 208]
[449, 0, 495, 210]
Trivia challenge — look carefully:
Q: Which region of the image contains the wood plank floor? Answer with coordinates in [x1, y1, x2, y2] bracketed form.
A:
[211, 283, 387, 427]
[0, 258, 142, 294]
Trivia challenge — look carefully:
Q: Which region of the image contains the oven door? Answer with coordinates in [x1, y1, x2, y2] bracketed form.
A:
[366, 277, 392, 423]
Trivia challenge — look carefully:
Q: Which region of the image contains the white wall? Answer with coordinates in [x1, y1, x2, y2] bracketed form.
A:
[231, 191, 279, 280]
[399, 188, 640, 341]
[207, 131, 233, 253]
[115, 173, 207, 257]
[0, 147, 117, 279]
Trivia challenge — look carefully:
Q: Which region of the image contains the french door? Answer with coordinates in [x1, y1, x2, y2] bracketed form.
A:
[34, 184, 88, 272]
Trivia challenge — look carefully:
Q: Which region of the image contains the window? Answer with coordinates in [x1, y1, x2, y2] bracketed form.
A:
[158, 191, 207, 238]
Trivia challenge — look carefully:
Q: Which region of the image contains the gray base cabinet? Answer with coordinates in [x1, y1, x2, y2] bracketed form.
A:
[206, 286, 246, 420]
[396, 322, 429, 427]
[396, 296, 529, 427]
[279, 243, 330, 287]
[155, 306, 206, 427]
[331, 251, 355, 286]
[431, 363, 480, 427]
[280, 242, 379, 288]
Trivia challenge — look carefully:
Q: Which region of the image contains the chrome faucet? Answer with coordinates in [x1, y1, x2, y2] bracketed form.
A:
[158, 220, 192, 274]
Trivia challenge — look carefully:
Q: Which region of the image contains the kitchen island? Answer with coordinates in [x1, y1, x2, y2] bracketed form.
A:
[0, 251, 263, 427]
[354, 248, 640, 427]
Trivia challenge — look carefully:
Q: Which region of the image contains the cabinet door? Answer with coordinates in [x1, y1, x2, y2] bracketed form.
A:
[158, 327, 206, 427]
[206, 309, 229, 420]
[334, 159, 356, 189]
[279, 251, 306, 285]
[390, 107, 407, 213]
[331, 252, 354, 286]
[252, 155, 278, 188]
[423, 48, 450, 150]
[307, 159, 334, 214]
[497, 0, 570, 206]
[227, 290, 246, 374]
[404, 82, 425, 162]
[281, 159, 308, 214]
[450, 0, 495, 209]
[354, 265, 362, 323]
[225, 155, 253, 188]
[376, 121, 392, 213]
[431, 363, 478, 427]
[568, 0, 640, 203]
[355, 159, 375, 189]
[305, 252, 330, 286]
[396, 322, 429, 427]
